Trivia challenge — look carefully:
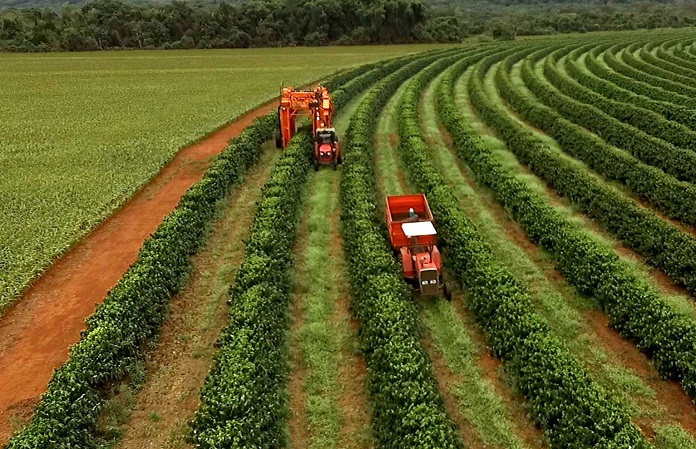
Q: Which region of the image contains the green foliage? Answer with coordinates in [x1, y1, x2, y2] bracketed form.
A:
[498, 47, 696, 227]
[191, 131, 313, 448]
[340, 52, 466, 449]
[614, 43, 696, 98]
[441, 48, 696, 411]
[5, 112, 279, 449]
[568, 43, 696, 130]
[398, 48, 648, 449]
[3, 58, 386, 449]
[542, 45, 696, 156]
[597, 45, 696, 109]
[521, 49, 696, 185]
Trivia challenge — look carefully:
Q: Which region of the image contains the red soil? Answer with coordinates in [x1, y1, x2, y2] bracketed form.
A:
[0, 103, 275, 443]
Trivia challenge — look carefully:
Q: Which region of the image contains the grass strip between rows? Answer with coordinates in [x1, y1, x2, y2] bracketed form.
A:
[501, 48, 696, 227]
[545, 45, 696, 157]
[3, 54, 410, 448]
[526, 47, 696, 185]
[440, 49, 696, 407]
[511, 49, 696, 298]
[191, 130, 313, 447]
[340, 53, 467, 449]
[595, 44, 696, 109]
[400, 50, 648, 449]
[567, 44, 696, 131]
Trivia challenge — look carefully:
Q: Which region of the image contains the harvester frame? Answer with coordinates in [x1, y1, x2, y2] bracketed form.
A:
[275, 85, 342, 170]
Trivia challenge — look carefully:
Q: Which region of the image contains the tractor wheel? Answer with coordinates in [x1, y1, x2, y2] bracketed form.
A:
[275, 131, 283, 149]
[333, 159, 338, 170]
[338, 154, 343, 165]
[314, 159, 320, 171]
[443, 282, 453, 302]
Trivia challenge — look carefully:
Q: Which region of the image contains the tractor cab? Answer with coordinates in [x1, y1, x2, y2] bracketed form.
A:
[314, 127, 341, 170]
[402, 221, 440, 296]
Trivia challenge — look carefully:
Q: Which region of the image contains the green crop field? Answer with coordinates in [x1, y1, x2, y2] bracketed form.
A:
[0, 43, 448, 311]
[8, 28, 696, 449]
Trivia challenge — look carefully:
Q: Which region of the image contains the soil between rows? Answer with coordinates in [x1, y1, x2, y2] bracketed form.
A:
[0, 102, 275, 443]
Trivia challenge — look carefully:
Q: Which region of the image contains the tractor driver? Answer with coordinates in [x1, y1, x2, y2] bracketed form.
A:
[408, 208, 419, 222]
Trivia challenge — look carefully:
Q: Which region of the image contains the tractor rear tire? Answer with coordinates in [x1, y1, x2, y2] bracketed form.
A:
[443, 282, 453, 302]
[314, 160, 319, 171]
[275, 131, 283, 149]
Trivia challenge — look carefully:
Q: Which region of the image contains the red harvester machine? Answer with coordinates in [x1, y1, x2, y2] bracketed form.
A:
[386, 194, 450, 299]
[276, 85, 341, 170]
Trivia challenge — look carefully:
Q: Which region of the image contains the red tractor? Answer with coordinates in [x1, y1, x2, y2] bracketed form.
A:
[276, 85, 341, 170]
[385, 194, 451, 299]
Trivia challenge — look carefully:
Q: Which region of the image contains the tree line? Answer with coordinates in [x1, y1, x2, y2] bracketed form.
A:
[0, 0, 694, 52]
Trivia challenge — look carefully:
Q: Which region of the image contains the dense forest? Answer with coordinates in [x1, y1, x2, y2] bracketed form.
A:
[0, 0, 694, 52]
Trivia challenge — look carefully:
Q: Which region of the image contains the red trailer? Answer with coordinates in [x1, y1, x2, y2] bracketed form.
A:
[385, 194, 450, 298]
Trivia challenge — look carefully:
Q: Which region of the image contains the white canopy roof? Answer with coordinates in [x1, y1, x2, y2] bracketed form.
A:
[402, 221, 437, 238]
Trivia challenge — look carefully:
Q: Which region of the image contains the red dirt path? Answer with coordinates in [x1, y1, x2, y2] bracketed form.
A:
[0, 103, 275, 443]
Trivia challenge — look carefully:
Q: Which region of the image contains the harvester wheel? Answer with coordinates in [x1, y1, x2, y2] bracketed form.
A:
[314, 160, 319, 171]
[338, 155, 343, 165]
[443, 282, 453, 302]
[275, 131, 283, 149]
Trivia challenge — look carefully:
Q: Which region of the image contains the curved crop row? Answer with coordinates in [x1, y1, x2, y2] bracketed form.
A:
[503, 50, 696, 226]
[656, 42, 696, 73]
[460, 49, 696, 402]
[191, 131, 312, 448]
[399, 51, 648, 449]
[617, 43, 696, 97]
[671, 43, 696, 69]
[523, 50, 696, 184]
[639, 45, 696, 85]
[2, 54, 406, 448]
[593, 45, 696, 109]
[499, 48, 696, 301]
[603, 43, 696, 99]
[339, 52, 472, 449]
[567, 45, 696, 131]
[547, 46, 696, 151]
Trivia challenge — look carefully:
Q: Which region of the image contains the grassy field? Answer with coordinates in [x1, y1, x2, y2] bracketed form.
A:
[0, 44, 447, 310]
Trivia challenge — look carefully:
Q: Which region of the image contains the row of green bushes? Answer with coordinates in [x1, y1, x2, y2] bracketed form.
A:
[656, 43, 696, 75]
[569, 43, 696, 131]
[3, 55, 393, 448]
[398, 49, 648, 449]
[339, 50, 478, 449]
[460, 49, 696, 403]
[515, 49, 696, 295]
[523, 47, 696, 184]
[597, 44, 696, 109]
[503, 47, 696, 227]
[188, 48, 458, 447]
[191, 131, 313, 447]
[5, 112, 279, 448]
[616, 42, 696, 98]
[639, 45, 696, 86]
[546, 45, 696, 152]
[670, 44, 696, 71]
[189, 45, 462, 449]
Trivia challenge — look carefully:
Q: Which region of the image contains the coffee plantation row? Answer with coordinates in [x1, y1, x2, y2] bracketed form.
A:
[6, 30, 696, 448]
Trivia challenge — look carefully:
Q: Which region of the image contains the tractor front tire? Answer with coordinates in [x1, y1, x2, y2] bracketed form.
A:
[443, 282, 453, 302]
